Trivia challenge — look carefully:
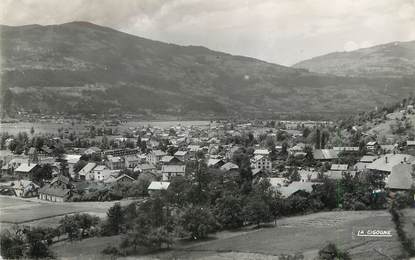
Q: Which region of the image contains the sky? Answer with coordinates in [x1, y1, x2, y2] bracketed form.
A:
[1, 0, 414, 65]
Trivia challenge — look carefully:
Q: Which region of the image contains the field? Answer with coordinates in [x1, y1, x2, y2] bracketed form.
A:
[0, 196, 133, 230]
[48, 209, 415, 260]
[0, 120, 210, 135]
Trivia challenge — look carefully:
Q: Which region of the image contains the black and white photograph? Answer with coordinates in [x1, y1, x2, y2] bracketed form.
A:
[0, 0, 415, 259]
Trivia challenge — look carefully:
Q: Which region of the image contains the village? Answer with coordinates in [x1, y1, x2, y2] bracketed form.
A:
[1, 103, 415, 203]
[0, 100, 414, 259]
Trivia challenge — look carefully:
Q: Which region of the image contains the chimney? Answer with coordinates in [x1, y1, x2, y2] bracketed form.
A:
[385, 156, 388, 164]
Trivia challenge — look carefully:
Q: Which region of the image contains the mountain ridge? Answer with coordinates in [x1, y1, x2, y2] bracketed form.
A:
[1, 21, 414, 119]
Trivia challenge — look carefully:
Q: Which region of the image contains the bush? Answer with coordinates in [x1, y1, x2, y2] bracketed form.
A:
[318, 243, 351, 260]
[102, 245, 120, 255]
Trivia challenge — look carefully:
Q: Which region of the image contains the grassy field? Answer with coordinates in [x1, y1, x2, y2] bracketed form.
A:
[48, 209, 415, 260]
[0, 196, 134, 230]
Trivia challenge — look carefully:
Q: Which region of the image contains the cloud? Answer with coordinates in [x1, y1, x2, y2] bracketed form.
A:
[1, 0, 414, 65]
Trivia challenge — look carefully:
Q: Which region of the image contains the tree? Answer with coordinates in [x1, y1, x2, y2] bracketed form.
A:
[302, 127, 311, 138]
[0, 229, 25, 259]
[180, 206, 216, 239]
[289, 167, 301, 182]
[232, 149, 253, 194]
[31, 164, 53, 184]
[73, 160, 88, 173]
[60, 213, 100, 240]
[315, 128, 321, 149]
[25, 227, 54, 259]
[242, 194, 273, 227]
[102, 203, 124, 235]
[30, 126, 35, 136]
[214, 194, 244, 229]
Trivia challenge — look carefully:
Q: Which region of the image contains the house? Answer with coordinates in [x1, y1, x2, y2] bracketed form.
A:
[102, 148, 140, 157]
[313, 149, 339, 161]
[367, 154, 414, 174]
[366, 141, 379, 152]
[105, 155, 124, 170]
[253, 149, 270, 156]
[65, 154, 82, 178]
[333, 147, 359, 154]
[148, 181, 170, 194]
[161, 156, 182, 165]
[225, 146, 241, 161]
[220, 162, 239, 172]
[407, 140, 415, 148]
[38, 175, 72, 202]
[83, 146, 101, 156]
[104, 173, 135, 184]
[91, 165, 108, 181]
[174, 150, 189, 162]
[188, 145, 201, 158]
[330, 164, 348, 172]
[147, 150, 167, 165]
[251, 155, 272, 171]
[78, 162, 96, 181]
[161, 165, 186, 181]
[386, 164, 414, 191]
[277, 181, 315, 198]
[298, 169, 319, 182]
[207, 158, 225, 168]
[134, 163, 156, 174]
[95, 169, 120, 182]
[114, 174, 135, 183]
[14, 163, 39, 179]
[124, 155, 139, 169]
[289, 143, 305, 154]
[12, 180, 39, 198]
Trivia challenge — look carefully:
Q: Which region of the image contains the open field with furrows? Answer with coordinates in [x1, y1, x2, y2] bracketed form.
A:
[0, 196, 134, 230]
[49, 209, 415, 260]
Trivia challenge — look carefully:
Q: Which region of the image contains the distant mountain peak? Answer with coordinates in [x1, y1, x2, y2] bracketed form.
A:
[293, 40, 415, 78]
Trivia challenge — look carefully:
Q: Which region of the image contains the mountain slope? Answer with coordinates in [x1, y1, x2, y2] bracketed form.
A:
[1, 22, 414, 119]
[293, 41, 415, 78]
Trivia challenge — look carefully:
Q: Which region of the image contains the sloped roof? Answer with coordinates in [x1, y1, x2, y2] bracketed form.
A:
[367, 154, 414, 172]
[15, 163, 38, 173]
[254, 149, 270, 155]
[207, 159, 224, 167]
[39, 185, 70, 197]
[220, 162, 239, 171]
[278, 181, 315, 197]
[161, 156, 175, 163]
[51, 175, 70, 185]
[148, 181, 170, 190]
[386, 164, 414, 190]
[162, 165, 186, 173]
[79, 163, 96, 175]
[330, 164, 348, 171]
[64, 154, 82, 164]
[115, 174, 135, 182]
[360, 155, 378, 163]
[152, 150, 167, 156]
[313, 149, 338, 160]
[174, 151, 188, 156]
[134, 163, 156, 171]
[93, 165, 107, 172]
